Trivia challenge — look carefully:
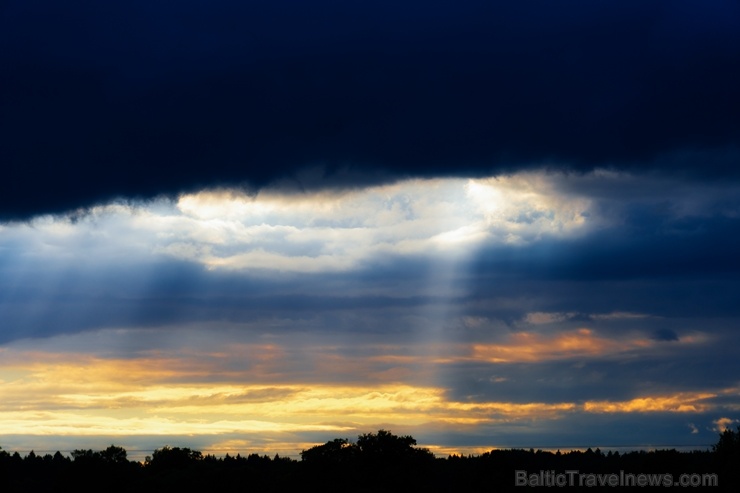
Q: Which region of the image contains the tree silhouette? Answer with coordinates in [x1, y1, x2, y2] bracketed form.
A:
[71, 448, 102, 465]
[356, 429, 434, 463]
[147, 446, 203, 470]
[713, 424, 740, 488]
[713, 425, 740, 457]
[100, 445, 128, 465]
[301, 438, 358, 464]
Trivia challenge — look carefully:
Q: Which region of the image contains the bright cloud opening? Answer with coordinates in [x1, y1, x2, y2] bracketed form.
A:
[2, 173, 593, 274]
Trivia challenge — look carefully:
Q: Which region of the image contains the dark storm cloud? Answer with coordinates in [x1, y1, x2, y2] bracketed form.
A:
[440, 340, 740, 406]
[463, 210, 740, 322]
[418, 412, 719, 450]
[470, 211, 740, 284]
[2, 0, 739, 218]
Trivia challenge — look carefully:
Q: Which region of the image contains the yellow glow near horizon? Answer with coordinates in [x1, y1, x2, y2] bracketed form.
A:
[0, 349, 581, 438]
[0, 345, 729, 443]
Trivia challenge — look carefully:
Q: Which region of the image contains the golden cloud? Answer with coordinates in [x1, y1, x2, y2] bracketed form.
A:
[0, 350, 580, 437]
[472, 329, 658, 363]
[584, 393, 717, 413]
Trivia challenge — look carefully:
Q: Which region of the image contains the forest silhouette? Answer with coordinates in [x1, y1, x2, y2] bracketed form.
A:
[1, 428, 737, 491]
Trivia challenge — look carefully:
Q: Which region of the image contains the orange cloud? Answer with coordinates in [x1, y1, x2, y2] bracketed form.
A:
[472, 329, 655, 363]
[584, 392, 717, 413]
[712, 417, 739, 433]
[0, 342, 731, 449]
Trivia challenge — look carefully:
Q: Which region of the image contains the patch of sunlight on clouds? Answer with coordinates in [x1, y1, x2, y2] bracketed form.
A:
[465, 174, 592, 242]
[470, 328, 708, 363]
[0, 411, 347, 436]
[0, 172, 595, 273]
[472, 328, 645, 363]
[712, 417, 739, 432]
[1, 338, 736, 447]
[0, 346, 584, 439]
[2, 173, 596, 272]
[585, 393, 718, 413]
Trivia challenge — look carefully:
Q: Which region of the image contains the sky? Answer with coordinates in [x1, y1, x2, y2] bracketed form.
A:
[1, 0, 740, 460]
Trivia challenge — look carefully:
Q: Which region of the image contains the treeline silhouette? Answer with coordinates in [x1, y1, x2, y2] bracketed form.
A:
[1, 428, 738, 492]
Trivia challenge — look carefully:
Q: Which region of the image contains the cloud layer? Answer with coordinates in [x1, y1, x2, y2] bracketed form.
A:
[1, 170, 739, 456]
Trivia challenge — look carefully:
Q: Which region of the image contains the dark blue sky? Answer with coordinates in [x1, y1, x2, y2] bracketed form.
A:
[2, 0, 739, 218]
[1, 0, 739, 458]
